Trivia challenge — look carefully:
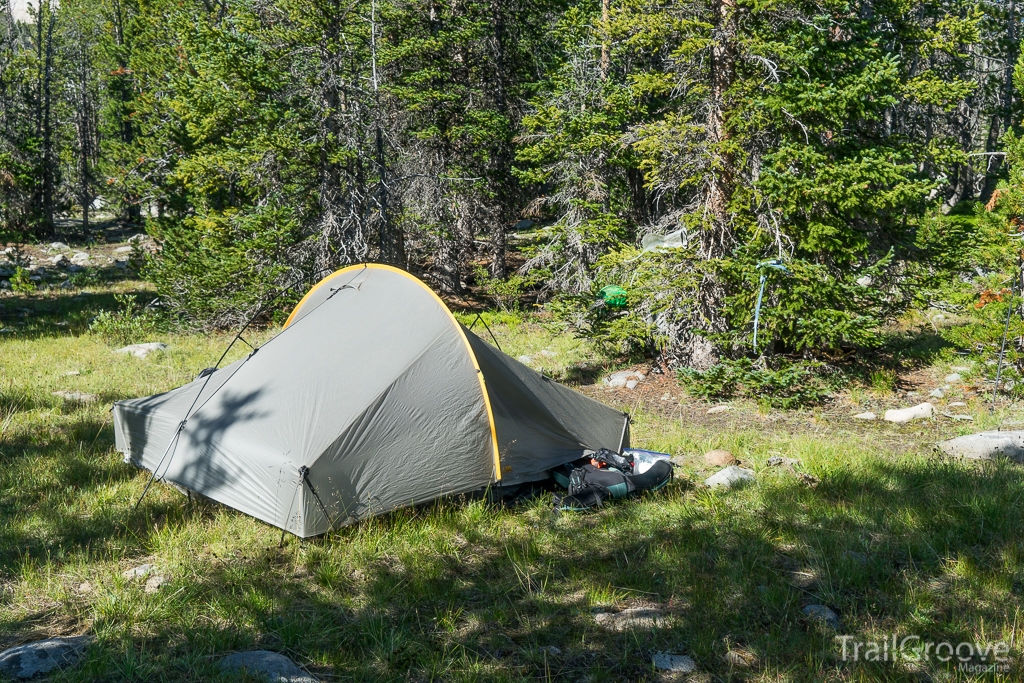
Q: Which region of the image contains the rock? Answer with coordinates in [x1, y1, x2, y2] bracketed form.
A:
[113, 260, 129, 270]
[59, 280, 72, 289]
[113, 246, 135, 254]
[123, 563, 155, 579]
[802, 604, 840, 629]
[767, 455, 800, 467]
[0, 281, 9, 290]
[513, 219, 534, 231]
[951, 366, 971, 373]
[704, 466, 755, 490]
[144, 575, 166, 593]
[48, 254, 69, 267]
[945, 373, 962, 383]
[46, 242, 70, 253]
[67, 265, 84, 273]
[70, 252, 91, 266]
[538, 646, 561, 656]
[853, 412, 876, 420]
[0, 636, 93, 679]
[28, 275, 41, 283]
[937, 431, 1024, 462]
[704, 449, 737, 467]
[855, 275, 873, 287]
[115, 342, 168, 358]
[883, 403, 934, 424]
[517, 355, 533, 364]
[52, 391, 98, 403]
[603, 370, 645, 388]
[707, 405, 732, 414]
[538, 349, 556, 358]
[64, 370, 80, 376]
[129, 233, 148, 243]
[594, 607, 668, 631]
[651, 653, 696, 673]
[218, 650, 319, 683]
[724, 650, 755, 667]
[625, 380, 638, 390]
[77, 581, 92, 594]
[929, 388, 944, 399]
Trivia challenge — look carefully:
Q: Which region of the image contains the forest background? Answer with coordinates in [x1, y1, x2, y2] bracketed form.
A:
[2, 0, 1023, 387]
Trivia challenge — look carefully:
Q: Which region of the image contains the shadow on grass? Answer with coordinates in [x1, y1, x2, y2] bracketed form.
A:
[3, 392, 1023, 681]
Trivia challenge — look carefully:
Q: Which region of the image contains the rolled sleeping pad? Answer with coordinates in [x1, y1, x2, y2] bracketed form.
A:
[551, 459, 673, 511]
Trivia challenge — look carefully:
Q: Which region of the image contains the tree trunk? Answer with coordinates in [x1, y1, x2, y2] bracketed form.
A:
[673, 0, 737, 370]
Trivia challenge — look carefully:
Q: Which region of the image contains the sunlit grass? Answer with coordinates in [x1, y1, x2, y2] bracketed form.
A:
[1, 279, 1022, 681]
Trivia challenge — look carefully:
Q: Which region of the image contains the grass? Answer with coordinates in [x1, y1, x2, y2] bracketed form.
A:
[2, 274, 1024, 681]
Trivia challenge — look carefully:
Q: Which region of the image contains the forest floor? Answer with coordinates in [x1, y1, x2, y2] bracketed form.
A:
[1, 238, 1023, 682]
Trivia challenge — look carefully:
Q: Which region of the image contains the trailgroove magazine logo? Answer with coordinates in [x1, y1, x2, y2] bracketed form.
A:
[836, 635, 1012, 674]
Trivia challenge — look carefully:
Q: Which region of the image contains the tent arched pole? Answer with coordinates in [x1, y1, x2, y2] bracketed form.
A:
[284, 263, 504, 482]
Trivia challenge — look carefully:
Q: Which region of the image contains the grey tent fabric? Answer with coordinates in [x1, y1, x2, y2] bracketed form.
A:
[114, 264, 628, 536]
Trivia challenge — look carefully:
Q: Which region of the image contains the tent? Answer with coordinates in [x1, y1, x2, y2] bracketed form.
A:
[113, 264, 629, 537]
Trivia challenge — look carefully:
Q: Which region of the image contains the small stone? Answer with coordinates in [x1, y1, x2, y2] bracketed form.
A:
[767, 455, 800, 467]
[144, 575, 166, 593]
[929, 388, 944, 399]
[113, 246, 135, 254]
[539, 646, 561, 656]
[0, 636, 94, 679]
[802, 604, 840, 629]
[70, 252, 91, 266]
[52, 391, 98, 403]
[47, 242, 70, 253]
[77, 581, 93, 593]
[704, 449, 737, 467]
[115, 342, 168, 358]
[660, 393, 671, 401]
[852, 412, 876, 420]
[651, 653, 696, 673]
[517, 355, 533, 364]
[594, 607, 668, 631]
[64, 370, 80, 376]
[945, 373, 962, 383]
[625, 379, 638, 390]
[128, 233, 148, 244]
[218, 650, 319, 683]
[707, 405, 732, 414]
[59, 280, 71, 289]
[724, 650, 755, 667]
[604, 370, 645, 388]
[949, 402, 967, 408]
[48, 254, 69, 267]
[855, 275, 873, 287]
[123, 563, 155, 579]
[67, 264, 84, 273]
[538, 349, 556, 358]
[704, 465, 755, 490]
[883, 403, 934, 424]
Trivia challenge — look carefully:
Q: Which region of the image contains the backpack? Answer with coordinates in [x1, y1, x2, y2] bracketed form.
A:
[551, 454, 673, 511]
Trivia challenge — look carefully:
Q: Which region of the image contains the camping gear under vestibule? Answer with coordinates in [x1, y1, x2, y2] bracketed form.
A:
[113, 264, 629, 537]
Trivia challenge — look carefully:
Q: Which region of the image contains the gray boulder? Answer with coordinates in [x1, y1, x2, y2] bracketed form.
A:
[802, 604, 840, 629]
[651, 653, 696, 673]
[115, 342, 168, 359]
[0, 636, 93, 679]
[218, 651, 318, 683]
[603, 370, 645, 388]
[937, 431, 1024, 462]
[704, 465, 755, 490]
[594, 607, 668, 631]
